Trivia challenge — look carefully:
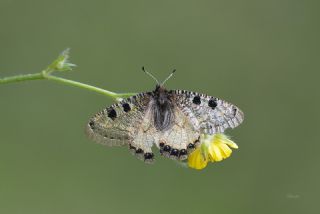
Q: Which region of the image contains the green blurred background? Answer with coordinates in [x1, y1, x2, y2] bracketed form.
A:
[0, 0, 319, 213]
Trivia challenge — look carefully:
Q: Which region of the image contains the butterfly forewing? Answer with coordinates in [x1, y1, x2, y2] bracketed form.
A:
[86, 93, 152, 147]
[171, 90, 244, 134]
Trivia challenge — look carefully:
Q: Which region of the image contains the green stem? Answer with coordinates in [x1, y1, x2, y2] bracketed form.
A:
[44, 74, 118, 99]
[0, 49, 136, 101]
[0, 73, 43, 84]
[0, 72, 136, 101]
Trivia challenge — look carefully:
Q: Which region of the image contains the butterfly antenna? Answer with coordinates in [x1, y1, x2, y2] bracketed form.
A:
[142, 66, 160, 85]
[161, 69, 176, 86]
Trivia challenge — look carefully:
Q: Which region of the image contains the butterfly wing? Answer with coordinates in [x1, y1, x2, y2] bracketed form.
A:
[86, 93, 152, 147]
[171, 90, 244, 134]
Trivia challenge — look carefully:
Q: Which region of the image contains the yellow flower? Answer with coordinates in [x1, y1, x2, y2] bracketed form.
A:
[188, 133, 238, 170]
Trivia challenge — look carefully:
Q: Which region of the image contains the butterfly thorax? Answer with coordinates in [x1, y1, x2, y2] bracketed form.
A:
[150, 85, 175, 131]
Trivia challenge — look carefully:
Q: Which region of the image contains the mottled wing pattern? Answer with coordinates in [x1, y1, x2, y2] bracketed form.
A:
[171, 90, 244, 134]
[86, 93, 151, 147]
[153, 104, 200, 160]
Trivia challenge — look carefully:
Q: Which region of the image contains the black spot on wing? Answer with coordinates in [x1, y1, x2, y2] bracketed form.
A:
[208, 98, 217, 109]
[89, 121, 95, 129]
[136, 148, 143, 154]
[187, 143, 195, 149]
[179, 149, 187, 156]
[122, 103, 131, 112]
[170, 149, 179, 156]
[192, 96, 201, 105]
[107, 108, 117, 120]
[233, 107, 237, 116]
[144, 152, 154, 160]
[163, 145, 171, 152]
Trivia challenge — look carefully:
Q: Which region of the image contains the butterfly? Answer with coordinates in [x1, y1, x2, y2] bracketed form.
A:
[86, 68, 244, 163]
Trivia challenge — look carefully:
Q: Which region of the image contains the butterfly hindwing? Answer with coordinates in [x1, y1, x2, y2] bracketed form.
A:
[171, 90, 244, 134]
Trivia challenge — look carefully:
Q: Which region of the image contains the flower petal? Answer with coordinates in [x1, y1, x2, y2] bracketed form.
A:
[218, 142, 232, 158]
[225, 140, 238, 149]
[212, 143, 224, 161]
[188, 148, 208, 170]
[215, 134, 238, 149]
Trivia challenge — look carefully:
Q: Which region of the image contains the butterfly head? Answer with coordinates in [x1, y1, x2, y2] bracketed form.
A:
[154, 84, 169, 105]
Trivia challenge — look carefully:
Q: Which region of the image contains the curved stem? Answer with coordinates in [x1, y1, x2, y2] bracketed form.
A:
[0, 49, 137, 101]
[0, 72, 136, 101]
[44, 74, 119, 99]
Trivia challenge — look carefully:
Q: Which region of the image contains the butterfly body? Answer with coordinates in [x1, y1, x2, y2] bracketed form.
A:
[86, 85, 243, 163]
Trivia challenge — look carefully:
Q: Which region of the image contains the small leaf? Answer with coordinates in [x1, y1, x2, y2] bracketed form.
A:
[45, 48, 76, 74]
